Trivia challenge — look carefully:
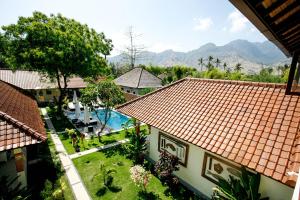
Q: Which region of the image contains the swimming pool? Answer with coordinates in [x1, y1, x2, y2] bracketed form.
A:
[67, 109, 132, 130]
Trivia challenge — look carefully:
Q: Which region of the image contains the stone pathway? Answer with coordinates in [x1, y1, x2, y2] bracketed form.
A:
[41, 108, 92, 200]
[69, 139, 129, 159]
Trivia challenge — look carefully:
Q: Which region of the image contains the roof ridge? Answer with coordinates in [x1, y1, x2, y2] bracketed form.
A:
[188, 78, 286, 89]
[117, 78, 187, 109]
[0, 111, 47, 141]
[117, 77, 287, 109]
[136, 67, 143, 88]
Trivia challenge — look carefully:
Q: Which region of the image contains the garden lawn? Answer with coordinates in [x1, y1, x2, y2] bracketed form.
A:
[59, 130, 127, 154]
[59, 125, 148, 154]
[73, 147, 173, 200]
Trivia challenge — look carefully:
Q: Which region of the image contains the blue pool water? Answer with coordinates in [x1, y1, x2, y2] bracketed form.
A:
[67, 109, 132, 130]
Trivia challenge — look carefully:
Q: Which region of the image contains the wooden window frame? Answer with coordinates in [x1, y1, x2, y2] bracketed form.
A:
[158, 132, 189, 167]
[201, 152, 241, 184]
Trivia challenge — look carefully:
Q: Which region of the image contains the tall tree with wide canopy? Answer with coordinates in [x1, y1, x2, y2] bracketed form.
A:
[2, 12, 112, 112]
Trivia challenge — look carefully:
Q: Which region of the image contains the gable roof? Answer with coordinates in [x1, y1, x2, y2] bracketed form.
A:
[0, 81, 47, 151]
[114, 67, 162, 88]
[117, 78, 300, 187]
[0, 69, 87, 90]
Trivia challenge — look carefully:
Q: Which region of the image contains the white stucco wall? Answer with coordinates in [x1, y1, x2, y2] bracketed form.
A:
[121, 86, 139, 95]
[149, 127, 294, 200]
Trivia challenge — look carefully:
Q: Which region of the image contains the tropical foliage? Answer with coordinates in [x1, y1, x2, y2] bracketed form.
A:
[93, 163, 117, 187]
[2, 11, 112, 112]
[154, 151, 180, 187]
[143, 57, 289, 85]
[127, 128, 148, 164]
[212, 167, 268, 200]
[80, 80, 125, 141]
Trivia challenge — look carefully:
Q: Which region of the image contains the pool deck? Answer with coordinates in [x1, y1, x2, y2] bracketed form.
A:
[64, 109, 131, 137]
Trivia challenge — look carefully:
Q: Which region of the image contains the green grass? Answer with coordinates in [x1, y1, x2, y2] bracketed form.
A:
[59, 126, 148, 154]
[59, 130, 127, 154]
[73, 147, 173, 200]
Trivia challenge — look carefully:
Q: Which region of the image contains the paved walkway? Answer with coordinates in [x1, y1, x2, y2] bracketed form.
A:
[41, 108, 92, 200]
[69, 139, 129, 159]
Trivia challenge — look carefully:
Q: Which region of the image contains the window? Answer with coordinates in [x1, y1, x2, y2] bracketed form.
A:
[38, 90, 43, 96]
[202, 152, 245, 184]
[127, 90, 130, 93]
[46, 90, 52, 95]
[158, 132, 189, 166]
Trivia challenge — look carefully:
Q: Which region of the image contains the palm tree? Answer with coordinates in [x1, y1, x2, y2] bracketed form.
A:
[234, 63, 242, 72]
[207, 55, 214, 71]
[198, 58, 204, 71]
[267, 67, 273, 74]
[215, 58, 221, 69]
[223, 62, 227, 71]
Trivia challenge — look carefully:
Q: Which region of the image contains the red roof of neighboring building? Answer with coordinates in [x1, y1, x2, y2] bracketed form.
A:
[117, 78, 300, 187]
[0, 81, 47, 151]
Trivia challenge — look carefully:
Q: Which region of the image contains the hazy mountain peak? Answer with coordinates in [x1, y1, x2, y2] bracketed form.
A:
[109, 39, 289, 73]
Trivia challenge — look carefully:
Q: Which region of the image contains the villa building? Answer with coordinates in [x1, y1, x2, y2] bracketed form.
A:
[0, 80, 47, 189]
[0, 69, 87, 104]
[117, 0, 300, 198]
[114, 67, 162, 95]
[117, 78, 300, 199]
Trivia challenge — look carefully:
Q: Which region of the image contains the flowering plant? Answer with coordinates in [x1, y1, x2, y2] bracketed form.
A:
[130, 165, 151, 191]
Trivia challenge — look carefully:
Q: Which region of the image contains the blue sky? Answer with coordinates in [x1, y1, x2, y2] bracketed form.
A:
[0, 0, 267, 55]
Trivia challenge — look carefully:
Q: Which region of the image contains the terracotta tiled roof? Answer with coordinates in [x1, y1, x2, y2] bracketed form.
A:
[0, 81, 47, 151]
[114, 67, 162, 88]
[0, 69, 87, 90]
[117, 78, 300, 187]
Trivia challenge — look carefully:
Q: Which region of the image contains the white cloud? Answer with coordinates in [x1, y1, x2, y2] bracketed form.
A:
[193, 17, 213, 31]
[228, 10, 249, 33]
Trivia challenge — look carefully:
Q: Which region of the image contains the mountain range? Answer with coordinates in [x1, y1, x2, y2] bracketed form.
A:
[109, 40, 291, 73]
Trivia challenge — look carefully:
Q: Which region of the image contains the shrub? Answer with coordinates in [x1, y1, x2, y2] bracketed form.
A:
[130, 165, 151, 192]
[127, 129, 147, 164]
[154, 151, 179, 186]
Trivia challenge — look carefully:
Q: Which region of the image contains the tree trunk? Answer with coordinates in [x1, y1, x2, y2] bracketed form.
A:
[55, 70, 63, 113]
[135, 119, 140, 136]
[96, 106, 111, 142]
[56, 73, 68, 114]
